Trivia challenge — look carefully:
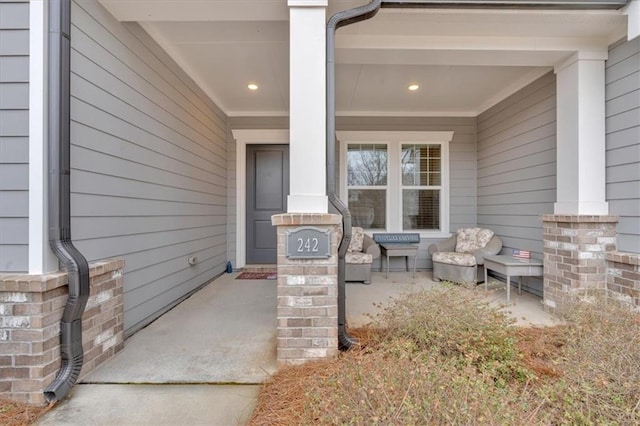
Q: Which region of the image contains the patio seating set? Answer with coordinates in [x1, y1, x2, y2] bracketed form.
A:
[346, 226, 541, 299]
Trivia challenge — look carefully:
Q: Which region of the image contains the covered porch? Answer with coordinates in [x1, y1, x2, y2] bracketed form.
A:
[2, 0, 637, 406]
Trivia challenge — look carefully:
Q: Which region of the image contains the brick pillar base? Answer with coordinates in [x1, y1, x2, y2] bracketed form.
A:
[541, 215, 617, 313]
[0, 258, 124, 405]
[272, 213, 341, 366]
[606, 252, 640, 310]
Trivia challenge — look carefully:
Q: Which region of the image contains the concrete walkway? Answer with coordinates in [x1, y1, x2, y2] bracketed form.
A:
[37, 270, 557, 425]
[37, 273, 276, 426]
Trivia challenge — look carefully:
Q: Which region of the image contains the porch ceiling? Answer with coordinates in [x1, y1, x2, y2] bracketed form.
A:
[98, 0, 628, 117]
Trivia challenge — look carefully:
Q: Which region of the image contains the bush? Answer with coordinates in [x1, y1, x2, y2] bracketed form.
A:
[250, 287, 640, 425]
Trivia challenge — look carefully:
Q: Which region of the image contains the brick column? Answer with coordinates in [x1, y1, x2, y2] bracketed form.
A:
[541, 215, 617, 313]
[606, 252, 640, 310]
[0, 258, 124, 404]
[272, 213, 341, 366]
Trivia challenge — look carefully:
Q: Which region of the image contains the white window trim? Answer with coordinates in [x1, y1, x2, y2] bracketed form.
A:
[337, 131, 453, 238]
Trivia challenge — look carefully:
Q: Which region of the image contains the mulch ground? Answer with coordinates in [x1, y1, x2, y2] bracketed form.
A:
[248, 325, 569, 425]
[0, 399, 54, 426]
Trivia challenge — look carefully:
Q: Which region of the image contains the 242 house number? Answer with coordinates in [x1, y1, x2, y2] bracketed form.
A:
[297, 237, 319, 253]
[286, 228, 330, 259]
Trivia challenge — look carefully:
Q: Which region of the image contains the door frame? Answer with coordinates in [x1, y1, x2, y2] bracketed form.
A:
[232, 129, 289, 269]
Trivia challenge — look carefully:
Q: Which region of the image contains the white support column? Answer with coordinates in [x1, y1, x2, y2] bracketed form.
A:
[624, 0, 640, 41]
[287, 0, 328, 213]
[554, 53, 609, 216]
[29, 0, 58, 274]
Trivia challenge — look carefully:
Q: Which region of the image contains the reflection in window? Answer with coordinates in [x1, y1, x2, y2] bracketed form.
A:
[348, 144, 387, 186]
[347, 145, 387, 229]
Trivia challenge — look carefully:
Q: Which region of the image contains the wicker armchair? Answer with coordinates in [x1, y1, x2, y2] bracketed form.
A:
[345, 227, 380, 284]
[428, 228, 502, 285]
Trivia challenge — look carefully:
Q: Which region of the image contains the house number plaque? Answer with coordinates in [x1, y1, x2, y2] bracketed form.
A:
[286, 227, 331, 259]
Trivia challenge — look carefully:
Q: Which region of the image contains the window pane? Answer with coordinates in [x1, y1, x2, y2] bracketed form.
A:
[403, 189, 440, 230]
[348, 189, 386, 229]
[348, 144, 387, 186]
[402, 144, 440, 186]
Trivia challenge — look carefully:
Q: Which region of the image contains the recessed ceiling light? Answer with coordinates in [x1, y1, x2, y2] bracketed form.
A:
[247, 83, 259, 91]
[408, 84, 419, 91]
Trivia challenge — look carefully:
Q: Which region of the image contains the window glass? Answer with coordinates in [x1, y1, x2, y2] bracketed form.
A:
[402, 144, 442, 231]
[347, 144, 387, 186]
[347, 144, 387, 229]
[401, 144, 440, 186]
[348, 189, 386, 229]
[402, 189, 440, 230]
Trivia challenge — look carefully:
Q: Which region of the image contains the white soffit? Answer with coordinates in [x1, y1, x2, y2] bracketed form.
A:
[99, 1, 628, 117]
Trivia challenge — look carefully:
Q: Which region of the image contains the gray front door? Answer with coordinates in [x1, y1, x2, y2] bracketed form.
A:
[246, 144, 289, 264]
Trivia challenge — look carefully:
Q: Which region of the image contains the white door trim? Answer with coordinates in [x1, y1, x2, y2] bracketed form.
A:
[232, 129, 289, 268]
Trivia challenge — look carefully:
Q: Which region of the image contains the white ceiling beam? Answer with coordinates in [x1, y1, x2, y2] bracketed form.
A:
[335, 34, 609, 66]
[336, 48, 569, 66]
[336, 34, 609, 53]
[98, 0, 289, 22]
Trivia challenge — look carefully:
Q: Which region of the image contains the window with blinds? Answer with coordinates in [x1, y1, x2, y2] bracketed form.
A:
[401, 144, 441, 230]
[339, 131, 451, 236]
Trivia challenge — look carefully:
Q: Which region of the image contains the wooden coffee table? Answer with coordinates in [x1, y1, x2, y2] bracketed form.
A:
[483, 255, 543, 303]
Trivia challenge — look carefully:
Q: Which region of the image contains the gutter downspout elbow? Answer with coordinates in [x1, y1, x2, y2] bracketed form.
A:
[44, 0, 91, 403]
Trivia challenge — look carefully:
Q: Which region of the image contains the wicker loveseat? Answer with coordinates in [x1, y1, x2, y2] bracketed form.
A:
[428, 228, 502, 285]
[345, 227, 380, 284]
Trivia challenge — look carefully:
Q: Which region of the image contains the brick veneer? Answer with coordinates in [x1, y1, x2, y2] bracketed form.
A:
[0, 258, 124, 404]
[541, 215, 618, 313]
[272, 213, 341, 366]
[606, 252, 640, 310]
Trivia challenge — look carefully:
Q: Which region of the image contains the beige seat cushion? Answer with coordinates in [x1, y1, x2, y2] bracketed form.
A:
[455, 228, 495, 253]
[346, 252, 373, 264]
[432, 251, 476, 267]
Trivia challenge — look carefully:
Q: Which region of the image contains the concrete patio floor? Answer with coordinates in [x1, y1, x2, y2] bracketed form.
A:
[347, 270, 559, 328]
[37, 269, 557, 425]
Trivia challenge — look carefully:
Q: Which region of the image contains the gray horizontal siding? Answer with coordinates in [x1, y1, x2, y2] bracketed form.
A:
[477, 72, 557, 296]
[0, 0, 29, 273]
[71, 0, 228, 334]
[606, 37, 640, 254]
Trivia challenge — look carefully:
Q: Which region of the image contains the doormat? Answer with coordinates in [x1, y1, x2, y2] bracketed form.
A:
[236, 272, 277, 280]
